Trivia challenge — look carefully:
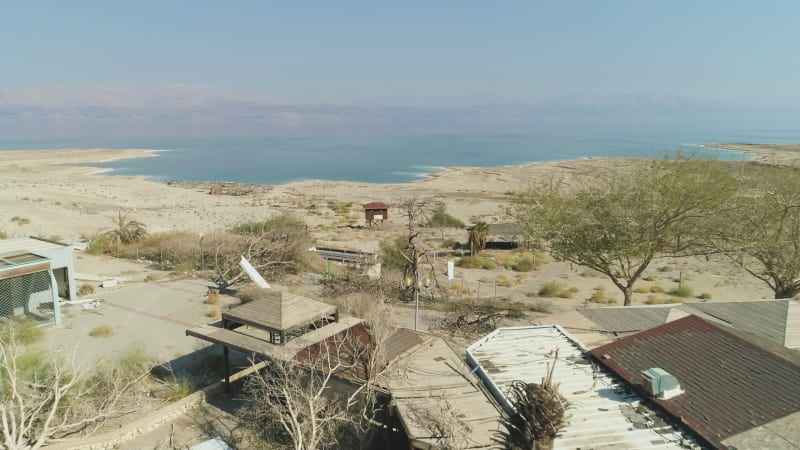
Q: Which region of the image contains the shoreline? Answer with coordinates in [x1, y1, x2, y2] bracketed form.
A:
[1, 142, 771, 188]
[1, 143, 798, 242]
[0, 143, 794, 189]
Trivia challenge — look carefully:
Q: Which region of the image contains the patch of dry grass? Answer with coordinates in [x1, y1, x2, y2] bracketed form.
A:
[586, 286, 616, 304]
[89, 324, 115, 337]
[206, 305, 222, 321]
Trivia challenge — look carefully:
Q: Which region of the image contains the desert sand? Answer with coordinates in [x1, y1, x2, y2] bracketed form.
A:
[0, 146, 794, 319]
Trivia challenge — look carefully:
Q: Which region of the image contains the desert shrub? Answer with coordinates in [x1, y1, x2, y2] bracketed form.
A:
[0, 319, 45, 345]
[530, 299, 553, 314]
[172, 261, 195, 274]
[206, 305, 222, 320]
[514, 254, 535, 272]
[480, 258, 496, 270]
[657, 265, 673, 272]
[144, 273, 164, 282]
[87, 233, 114, 255]
[668, 284, 693, 298]
[699, 292, 712, 300]
[428, 204, 465, 228]
[633, 286, 650, 294]
[327, 201, 354, 216]
[111, 230, 201, 268]
[166, 376, 194, 401]
[555, 286, 579, 299]
[538, 281, 561, 297]
[89, 324, 115, 337]
[205, 290, 220, 305]
[453, 255, 495, 270]
[499, 252, 535, 272]
[496, 274, 517, 288]
[78, 283, 95, 296]
[643, 275, 657, 282]
[587, 286, 616, 304]
[644, 295, 679, 305]
[0, 229, 7, 239]
[231, 213, 306, 236]
[650, 285, 665, 293]
[11, 216, 31, 225]
[441, 238, 458, 249]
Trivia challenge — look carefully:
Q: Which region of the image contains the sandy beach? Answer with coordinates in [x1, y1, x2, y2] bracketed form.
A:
[0, 147, 628, 242]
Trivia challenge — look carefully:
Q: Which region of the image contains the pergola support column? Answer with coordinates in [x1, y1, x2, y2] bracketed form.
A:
[223, 346, 230, 393]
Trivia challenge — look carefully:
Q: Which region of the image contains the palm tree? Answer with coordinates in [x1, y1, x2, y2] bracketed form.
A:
[467, 222, 490, 255]
[104, 211, 148, 245]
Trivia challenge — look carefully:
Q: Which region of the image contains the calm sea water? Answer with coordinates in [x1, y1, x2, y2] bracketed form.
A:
[2, 130, 799, 184]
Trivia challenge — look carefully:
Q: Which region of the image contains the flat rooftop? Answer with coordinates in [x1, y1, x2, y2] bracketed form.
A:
[380, 334, 502, 449]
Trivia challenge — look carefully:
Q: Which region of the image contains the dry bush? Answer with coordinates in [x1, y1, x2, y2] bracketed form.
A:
[78, 283, 95, 296]
[538, 281, 561, 297]
[496, 274, 518, 288]
[328, 292, 379, 318]
[645, 295, 679, 305]
[237, 286, 270, 304]
[89, 324, 115, 337]
[205, 290, 220, 305]
[633, 286, 651, 294]
[650, 284, 665, 293]
[206, 213, 313, 288]
[205, 305, 222, 321]
[586, 286, 616, 304]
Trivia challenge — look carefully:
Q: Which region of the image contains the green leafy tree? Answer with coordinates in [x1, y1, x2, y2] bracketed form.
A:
[709, 164, 800, 298]
[510, 157, 735, 306]
[467, 222, 491, 255]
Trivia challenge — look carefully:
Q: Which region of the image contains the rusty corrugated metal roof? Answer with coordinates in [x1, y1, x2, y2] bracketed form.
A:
[590, 315, 800, 448]
[362, 202, 389, 209]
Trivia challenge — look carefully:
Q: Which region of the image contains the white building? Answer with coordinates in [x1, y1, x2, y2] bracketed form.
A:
[0, 237, 76, 325]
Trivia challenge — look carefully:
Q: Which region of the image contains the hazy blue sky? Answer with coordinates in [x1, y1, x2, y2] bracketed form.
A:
[1, 1, 798, 137]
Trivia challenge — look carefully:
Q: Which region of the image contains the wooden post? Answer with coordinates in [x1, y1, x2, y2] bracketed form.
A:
[280, 330, 286, 345]
[223, 346, 230, 393]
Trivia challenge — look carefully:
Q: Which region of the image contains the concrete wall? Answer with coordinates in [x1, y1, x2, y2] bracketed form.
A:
[33, 244, 76, 301]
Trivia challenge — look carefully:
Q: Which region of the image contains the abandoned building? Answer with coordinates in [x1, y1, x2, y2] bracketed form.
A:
[0, 237, 76, 326]
[363, 201, 389, 226]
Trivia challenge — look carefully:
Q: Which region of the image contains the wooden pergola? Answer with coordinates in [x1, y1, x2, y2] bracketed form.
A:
[186, 290, 344, 391]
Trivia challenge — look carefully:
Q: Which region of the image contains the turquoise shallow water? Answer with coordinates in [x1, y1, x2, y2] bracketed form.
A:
[1, 130, 798, 184]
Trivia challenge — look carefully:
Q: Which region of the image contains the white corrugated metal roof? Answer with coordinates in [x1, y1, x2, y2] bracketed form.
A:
[467, 326, 698, 450]
[0, 237, 69, 255]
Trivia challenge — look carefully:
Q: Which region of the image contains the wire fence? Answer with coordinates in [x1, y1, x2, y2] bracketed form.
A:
[0, 269, 57, 326]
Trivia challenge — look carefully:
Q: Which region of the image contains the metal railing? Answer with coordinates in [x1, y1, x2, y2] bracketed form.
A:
[0, 269, 57, 326]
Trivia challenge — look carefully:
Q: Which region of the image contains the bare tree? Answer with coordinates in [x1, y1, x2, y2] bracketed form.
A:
[240, 321, 390, 450]
[0, 327, 155, 450]
[206, 213, 313, 289]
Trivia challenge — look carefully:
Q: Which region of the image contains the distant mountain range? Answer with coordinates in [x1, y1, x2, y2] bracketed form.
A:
[0, 84, 796, 138]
